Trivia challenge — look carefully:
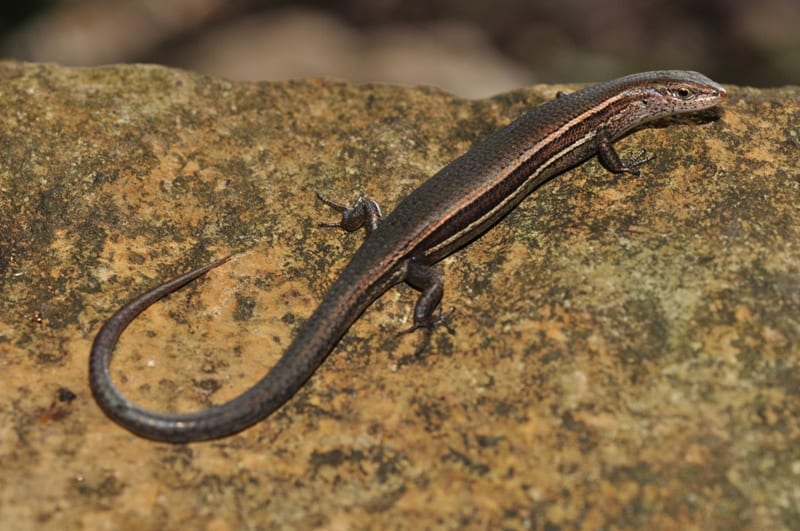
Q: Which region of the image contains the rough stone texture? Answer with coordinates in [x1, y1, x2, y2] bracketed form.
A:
[0, 61, 798, 529]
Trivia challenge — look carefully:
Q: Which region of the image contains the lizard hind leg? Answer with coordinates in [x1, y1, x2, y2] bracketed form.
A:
[397, 261, 456, 355]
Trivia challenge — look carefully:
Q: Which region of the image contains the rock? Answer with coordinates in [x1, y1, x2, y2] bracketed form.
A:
[0, 61, 797, 529]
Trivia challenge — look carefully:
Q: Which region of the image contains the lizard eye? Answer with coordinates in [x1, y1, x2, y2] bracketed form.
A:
[673, 86, 696, 100]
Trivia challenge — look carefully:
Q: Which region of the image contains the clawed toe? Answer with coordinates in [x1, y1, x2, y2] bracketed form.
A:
[396, 306, 456, 355]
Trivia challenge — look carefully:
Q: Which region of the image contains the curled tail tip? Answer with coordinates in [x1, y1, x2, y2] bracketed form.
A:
[213, 254, 233, 267]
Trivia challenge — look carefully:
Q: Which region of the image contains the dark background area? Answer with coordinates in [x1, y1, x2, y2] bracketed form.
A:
[0, 0, 797, 97]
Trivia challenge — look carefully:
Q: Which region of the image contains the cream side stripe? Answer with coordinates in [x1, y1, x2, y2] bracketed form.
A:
[416, 91, 632, 259]
[423, 131, 597, 259]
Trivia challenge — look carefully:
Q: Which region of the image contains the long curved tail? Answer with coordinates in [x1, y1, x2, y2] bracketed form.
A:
[89, 256, 398, 442]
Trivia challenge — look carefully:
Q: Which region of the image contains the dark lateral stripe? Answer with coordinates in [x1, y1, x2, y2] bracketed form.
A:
[419, 91, 633, 261]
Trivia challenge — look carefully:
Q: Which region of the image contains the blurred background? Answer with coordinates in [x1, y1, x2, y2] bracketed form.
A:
[0, 0, 797, 98]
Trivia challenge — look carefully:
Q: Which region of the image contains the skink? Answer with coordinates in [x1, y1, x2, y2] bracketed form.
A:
[89, 70, 726, 442]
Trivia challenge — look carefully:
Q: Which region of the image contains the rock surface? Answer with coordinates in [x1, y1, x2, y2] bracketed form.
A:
[0, 61, 797, 529]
